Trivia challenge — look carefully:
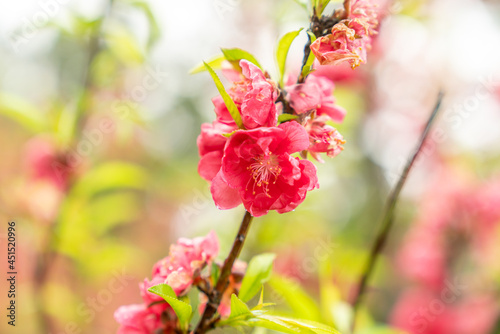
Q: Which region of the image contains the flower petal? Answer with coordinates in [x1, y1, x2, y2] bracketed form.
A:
[279, 121, 310, 153]
[211, 171, 242, 210]
[198, 151, 223, 181]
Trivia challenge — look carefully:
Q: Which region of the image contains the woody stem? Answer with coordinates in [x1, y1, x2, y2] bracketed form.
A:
[193, 211, 254, 334]
[350, 92, 444, 329]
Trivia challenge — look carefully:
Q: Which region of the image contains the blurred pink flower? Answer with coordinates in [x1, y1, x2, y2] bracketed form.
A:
[396, 169, 470, 288]
[397, 227, 447, 290]
[463, 178, 500, 229]
[140, 231, 219, 305]
[350, 0, 380, 34]
[458, 177, 500, 256]
[444, 296, 499, 334]
[393, 168, 500, 334]
[211, 121, 318, 217]
[390, 289, 498, 334]
[114, 303, 168, 334]
[24, 137, 72, 190]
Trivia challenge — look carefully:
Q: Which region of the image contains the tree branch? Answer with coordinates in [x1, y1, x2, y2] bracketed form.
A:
[193, 211, 254, 334]
[297, 13, 341, 83]
[350, 92, 444, 325]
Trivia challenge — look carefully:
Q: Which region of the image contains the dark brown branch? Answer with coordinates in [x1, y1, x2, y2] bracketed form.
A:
[350, 92, 444, 324]
[193, 211, 254, 334]
[297, 28, 314, 84]
[297, 13, 341, 84]
[33, 220, 60, 333]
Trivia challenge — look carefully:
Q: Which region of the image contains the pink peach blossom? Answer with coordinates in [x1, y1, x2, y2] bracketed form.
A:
[310, 19, 375, 68]
[197, 121, 237, 181]
[141, 231, 219, 305]
[310, 21, 367, 68]
[286, 75, 346, 122]
[24, 138, 72, 190]
[211, 121, 318, 217]
[350, 0, 379, 34]
[390, 289, 498, 334]
[114, 304, 165, 334]
[306, 117, 345, 162]
[397, 227, 447, 290]
[211, 61, 278, 129]
[231, 60, 278, 129]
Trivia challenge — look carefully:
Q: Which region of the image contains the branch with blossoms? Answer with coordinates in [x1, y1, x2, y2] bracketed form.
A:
[113, 1, 401, 334]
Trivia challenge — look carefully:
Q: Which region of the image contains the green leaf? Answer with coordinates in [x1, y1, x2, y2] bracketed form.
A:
[203, 62, 244, 129]
[105, 23, 144, 65]
[301, 32, 317, 78]
[315, 0, 332, 15]
[219, 295, 340, 334]
[228, 294, 252, 320]
[239, 253, 276, 302]
[190, 54, 226, 74]
[222, 129, 238, 138]
[211, 262, 221, 283]
[278, 114, 299, 123]
[259, 287, 264, 305]
[54, 103, 78, 145]
[263, 316, 341, 334]
[87, 193, 140, 236]
[276, 29, 303, 87]
[244, 314, 341, 334]
[0, 93, 47, 132]
[220, 304, 297, 333]
[292, 0, 309, 12]
[329, 302, 352, 334]
[251, 287, 276, 311]
[148, 284, 192, 331]
[247, 315, 303, 334]
[318, 259, 351, 330]
[127, 0, 161, 49]
[252, 327, 269, 334]
[355, 326, 408, 334]
[221, 48, 263, 70]
[71, 162, 148, 198]
[269, 275, 321, 322]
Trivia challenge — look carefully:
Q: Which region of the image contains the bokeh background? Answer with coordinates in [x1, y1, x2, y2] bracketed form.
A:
[1, 0, 500, 333]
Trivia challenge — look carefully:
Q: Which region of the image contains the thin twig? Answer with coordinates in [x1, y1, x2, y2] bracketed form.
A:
[33, 219, 60, 333]
[33, 2, 115, 332]
[193, 211, 254, 334]
[297, 13, 340, 84]
[297, 27, 314, 84]
[350, 92, 444, 324]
